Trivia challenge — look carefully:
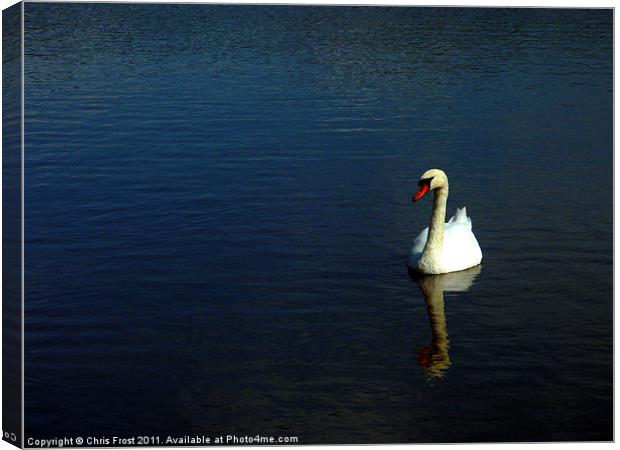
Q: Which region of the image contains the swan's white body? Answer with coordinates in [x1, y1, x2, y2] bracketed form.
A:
[408, 169, 482, 274]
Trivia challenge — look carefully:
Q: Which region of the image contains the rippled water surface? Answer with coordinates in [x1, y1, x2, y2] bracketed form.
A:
[24, 4, 612, 443]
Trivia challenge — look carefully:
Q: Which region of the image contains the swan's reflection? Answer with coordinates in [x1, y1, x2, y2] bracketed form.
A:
[410, 265, 481, 379]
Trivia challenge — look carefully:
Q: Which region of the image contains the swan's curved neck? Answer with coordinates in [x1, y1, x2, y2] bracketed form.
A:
[423, 185, 448, 259]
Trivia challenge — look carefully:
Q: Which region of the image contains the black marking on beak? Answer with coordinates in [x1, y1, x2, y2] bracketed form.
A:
[418, 176, 434, 187]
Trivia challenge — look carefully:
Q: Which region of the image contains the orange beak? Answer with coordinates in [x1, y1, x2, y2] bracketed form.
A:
[413, 184, 429, 202]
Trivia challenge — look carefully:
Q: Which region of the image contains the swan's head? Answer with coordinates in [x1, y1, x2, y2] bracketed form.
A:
[413, 168, 448, 202]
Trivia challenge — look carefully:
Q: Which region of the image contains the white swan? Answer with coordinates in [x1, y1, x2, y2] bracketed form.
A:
[407, 168, 482, 274]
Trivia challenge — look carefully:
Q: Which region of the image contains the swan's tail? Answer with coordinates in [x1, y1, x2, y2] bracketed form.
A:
[448, 207, 472, 227]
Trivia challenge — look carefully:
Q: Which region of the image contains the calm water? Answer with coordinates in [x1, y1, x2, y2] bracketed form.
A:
[23, 4, 612, 443]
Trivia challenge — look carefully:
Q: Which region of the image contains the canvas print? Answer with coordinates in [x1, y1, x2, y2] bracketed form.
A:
[2, 2, 613, 446]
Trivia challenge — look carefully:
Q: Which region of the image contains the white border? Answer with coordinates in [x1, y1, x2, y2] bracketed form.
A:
[10, 0, 620, 6]
[0, 2, 615, 450]
[20, 1, 24, 448]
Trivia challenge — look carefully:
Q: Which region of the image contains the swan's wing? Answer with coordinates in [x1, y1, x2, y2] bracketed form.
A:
[447, 206, 472, 229]
[411, 227, 429, 255]
[408, 226, 429, 268]
[443, 222, 483, 271]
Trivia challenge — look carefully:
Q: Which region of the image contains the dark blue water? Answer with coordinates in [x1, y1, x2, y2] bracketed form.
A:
[23, 4, 612, 443]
